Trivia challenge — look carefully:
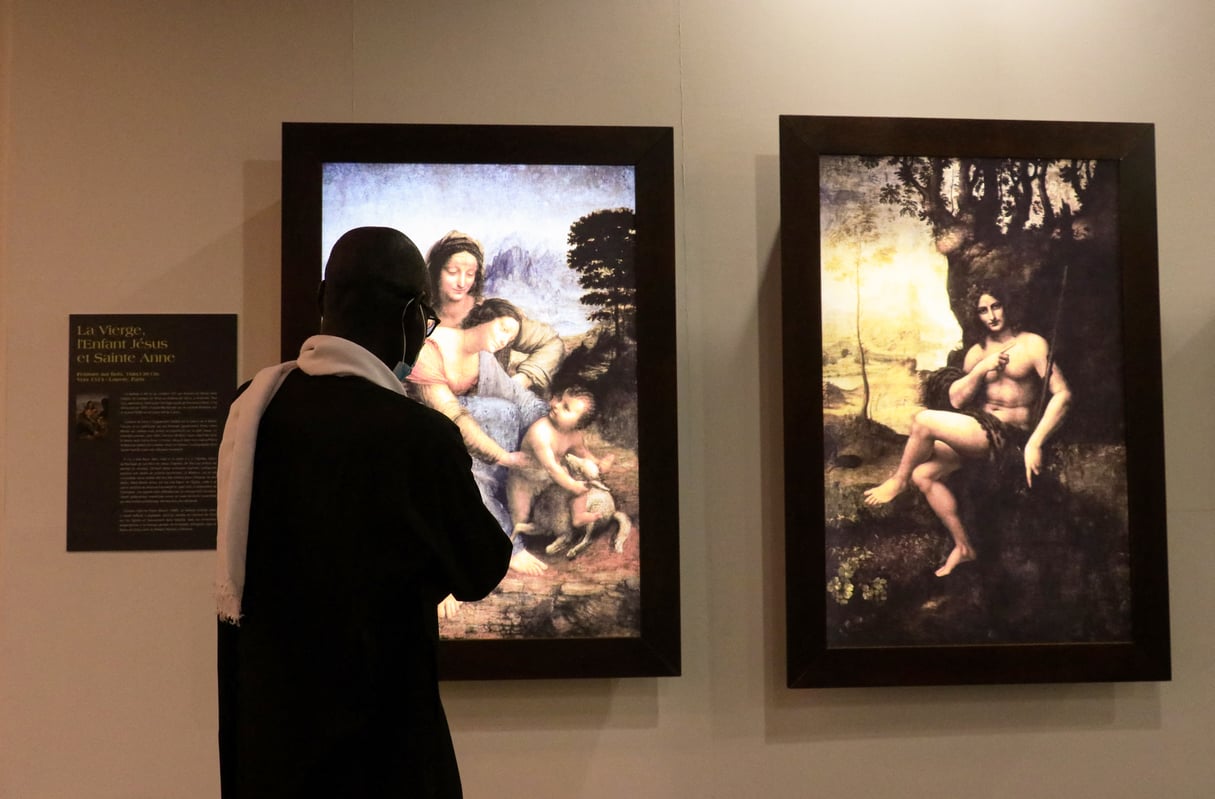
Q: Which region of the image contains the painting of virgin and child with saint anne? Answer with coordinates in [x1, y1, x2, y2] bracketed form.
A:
[323, 162, 644, 641]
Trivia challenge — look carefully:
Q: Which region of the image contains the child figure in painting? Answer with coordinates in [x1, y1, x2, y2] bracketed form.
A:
[507, 386, 609, 544]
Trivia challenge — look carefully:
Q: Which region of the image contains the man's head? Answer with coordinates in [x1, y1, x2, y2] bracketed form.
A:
[975, 293, 1006, 334]
[965, 279, 1019, 339]
[319, 226, 430, 366]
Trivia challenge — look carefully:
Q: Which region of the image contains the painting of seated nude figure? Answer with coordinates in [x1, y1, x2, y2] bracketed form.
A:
[818, 152, 1134, 649]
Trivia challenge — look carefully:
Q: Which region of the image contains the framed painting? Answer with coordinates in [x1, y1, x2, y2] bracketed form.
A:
[281, 122, 679, 680]
[780, 115, 1171, 688]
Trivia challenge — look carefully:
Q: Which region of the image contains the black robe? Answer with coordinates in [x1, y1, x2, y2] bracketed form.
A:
[218, 371, 511, 798]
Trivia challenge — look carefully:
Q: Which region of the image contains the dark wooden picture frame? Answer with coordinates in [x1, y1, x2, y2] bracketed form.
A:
[780, 115, 1170, 688]
[282, 122, 679, 680]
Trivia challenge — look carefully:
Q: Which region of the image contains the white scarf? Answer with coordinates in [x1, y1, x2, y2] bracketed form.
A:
[214, 335, 406, 623]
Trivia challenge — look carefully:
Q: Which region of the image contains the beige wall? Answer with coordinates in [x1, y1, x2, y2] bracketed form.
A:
[3, 1, 1213, 797]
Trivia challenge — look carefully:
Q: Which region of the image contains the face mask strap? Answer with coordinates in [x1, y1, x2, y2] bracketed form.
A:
[393, 296, 438, 381]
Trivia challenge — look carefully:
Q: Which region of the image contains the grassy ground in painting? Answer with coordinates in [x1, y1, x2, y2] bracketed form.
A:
[822, 415, 1132, 648]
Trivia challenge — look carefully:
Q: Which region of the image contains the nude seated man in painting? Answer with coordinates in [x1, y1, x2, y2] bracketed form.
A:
[863, 281, 1072, 576]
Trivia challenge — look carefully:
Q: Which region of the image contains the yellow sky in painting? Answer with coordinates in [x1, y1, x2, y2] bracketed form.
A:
[820, 211, 962, 371]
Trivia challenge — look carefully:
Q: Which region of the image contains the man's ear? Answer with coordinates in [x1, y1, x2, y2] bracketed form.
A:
[316, 281, 326, 321]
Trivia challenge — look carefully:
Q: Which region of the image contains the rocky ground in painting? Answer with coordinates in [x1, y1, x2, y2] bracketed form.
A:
[821, 416, 1133, 647]
[439, 440, 642, 640]
[441, 542, 641, 639]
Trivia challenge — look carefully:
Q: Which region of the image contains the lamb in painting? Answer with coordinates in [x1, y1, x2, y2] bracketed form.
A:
[544, 452, 631, 559]
[510, 449, 632, 561]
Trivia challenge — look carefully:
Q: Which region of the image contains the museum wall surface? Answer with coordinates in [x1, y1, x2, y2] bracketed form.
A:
[2, 1, 1213, 797]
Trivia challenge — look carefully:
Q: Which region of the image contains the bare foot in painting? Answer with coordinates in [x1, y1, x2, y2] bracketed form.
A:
[438, 594, 461, 619]
[510, 548, 548, 575]
[863, 476, 908, 506]
[934, 545, 976, 577]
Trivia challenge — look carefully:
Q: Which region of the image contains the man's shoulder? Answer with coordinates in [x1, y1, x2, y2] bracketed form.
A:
[962, 340, 984, 365]
[279, 371, 461, 441]
[1015, 330, 1049, 353]
[346, 378, 460, 434]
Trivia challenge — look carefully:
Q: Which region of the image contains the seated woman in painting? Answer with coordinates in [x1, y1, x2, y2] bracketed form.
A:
[425, 230, 565, 393]
[407, 297, 551, 575]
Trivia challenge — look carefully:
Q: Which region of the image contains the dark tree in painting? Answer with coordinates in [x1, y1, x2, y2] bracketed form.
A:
[567, 208, 637, 348]
[561, 208, 639, 447]
[869, 156, 1121, 440]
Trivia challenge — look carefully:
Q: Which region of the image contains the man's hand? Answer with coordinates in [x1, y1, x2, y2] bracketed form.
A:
[980, 342, 1016, 376]
[1024, 441, 1043, 488]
